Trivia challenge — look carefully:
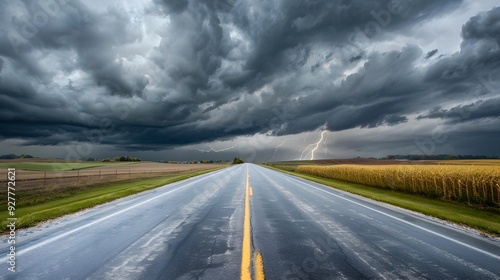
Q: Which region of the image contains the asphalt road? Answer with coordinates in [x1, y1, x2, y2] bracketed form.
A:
[1, 163, 499, 279]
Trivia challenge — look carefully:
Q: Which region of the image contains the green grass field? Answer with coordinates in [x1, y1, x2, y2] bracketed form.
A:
[264, 165, 500, 236]
[0, 167, 224, 232]
[0, 161, 136, 171]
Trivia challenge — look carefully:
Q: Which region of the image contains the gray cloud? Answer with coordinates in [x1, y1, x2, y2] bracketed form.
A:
[424, 49, 438, 59]
[154, 0, 189, 14]
[418, 97, 500, 123]
[0, 0, 499, 158]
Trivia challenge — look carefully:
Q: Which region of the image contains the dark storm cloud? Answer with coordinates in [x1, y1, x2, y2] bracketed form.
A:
[349, 54, 363, 63]
[462, 7, 500, 43]
[268, 45, 424, 134]
[417, 97, 500, 123]
[424, 49, 438, 59]
[223, 0, 462, 91]
[420, 7, 500, 116]
[424, 8, 500, 89]
[154, 0, 189, 14]
[150, 0, 226, 101]
[0, 0, 499, 156]
[0, 1, 148, 97]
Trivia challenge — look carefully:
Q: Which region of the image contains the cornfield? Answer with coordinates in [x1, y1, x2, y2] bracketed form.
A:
[296, 165, 500, 208]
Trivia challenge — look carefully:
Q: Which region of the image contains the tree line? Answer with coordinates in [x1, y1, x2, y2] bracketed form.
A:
[101, 156, 141, 162]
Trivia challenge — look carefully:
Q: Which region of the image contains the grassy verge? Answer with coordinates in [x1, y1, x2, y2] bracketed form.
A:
[0, 161, 137, 171]
[1, 167, 224, 233]
[263, 165, 500, 236]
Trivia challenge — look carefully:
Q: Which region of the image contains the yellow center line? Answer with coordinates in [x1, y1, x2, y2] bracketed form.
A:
[241, 166, 252, 280]
[254, 251, 265, 280]
[241, 165, 266, 280]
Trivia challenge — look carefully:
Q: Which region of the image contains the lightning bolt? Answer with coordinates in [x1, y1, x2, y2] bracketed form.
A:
[270, 135, 305, 161]
[196, 143, 238, 153]
[310, 130, 327, 160]
[299, 130, 329, 160]
[299, 143, 316, 161]
[271, 139, 287, 161]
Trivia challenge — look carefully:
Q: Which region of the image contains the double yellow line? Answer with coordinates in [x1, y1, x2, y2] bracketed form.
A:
[241, 165, 265, 280]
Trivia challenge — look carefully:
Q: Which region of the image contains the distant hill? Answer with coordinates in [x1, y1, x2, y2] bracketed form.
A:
[0, 154, 35, 159]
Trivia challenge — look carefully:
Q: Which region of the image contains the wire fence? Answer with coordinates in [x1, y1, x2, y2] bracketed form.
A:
[1, 168, 198, 183]
[0, 167, 223, 195]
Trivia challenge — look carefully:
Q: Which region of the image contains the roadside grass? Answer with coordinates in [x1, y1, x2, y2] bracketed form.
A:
[0, 161, 137, 171]
[1, 167, 224, 233]
[264, 165, 500, 236]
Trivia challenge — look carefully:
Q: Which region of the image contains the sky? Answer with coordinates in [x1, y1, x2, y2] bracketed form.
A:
[0, 0, 499, 162]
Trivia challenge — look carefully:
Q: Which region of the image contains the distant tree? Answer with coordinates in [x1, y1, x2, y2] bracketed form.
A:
[232, 157, 244, 164]
[103, 156, 141, 162]
[20, 154, 34, 158]
[0, 154, 18, 159]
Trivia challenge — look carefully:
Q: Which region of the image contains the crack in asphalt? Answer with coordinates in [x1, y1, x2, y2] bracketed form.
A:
[194, 169, 243, 279]
[295, 201, 367, 279]
[156, 197, 222, 279]
[159, 171, 238, 277]
[196, 221, 223, 280]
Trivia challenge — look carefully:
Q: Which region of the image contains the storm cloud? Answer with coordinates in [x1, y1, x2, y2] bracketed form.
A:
[0, 0, 499, 160]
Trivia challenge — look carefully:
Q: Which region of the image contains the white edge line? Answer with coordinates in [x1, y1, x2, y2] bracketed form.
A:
[268, 168, 500, 261]
[0, 168, 229, 261]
